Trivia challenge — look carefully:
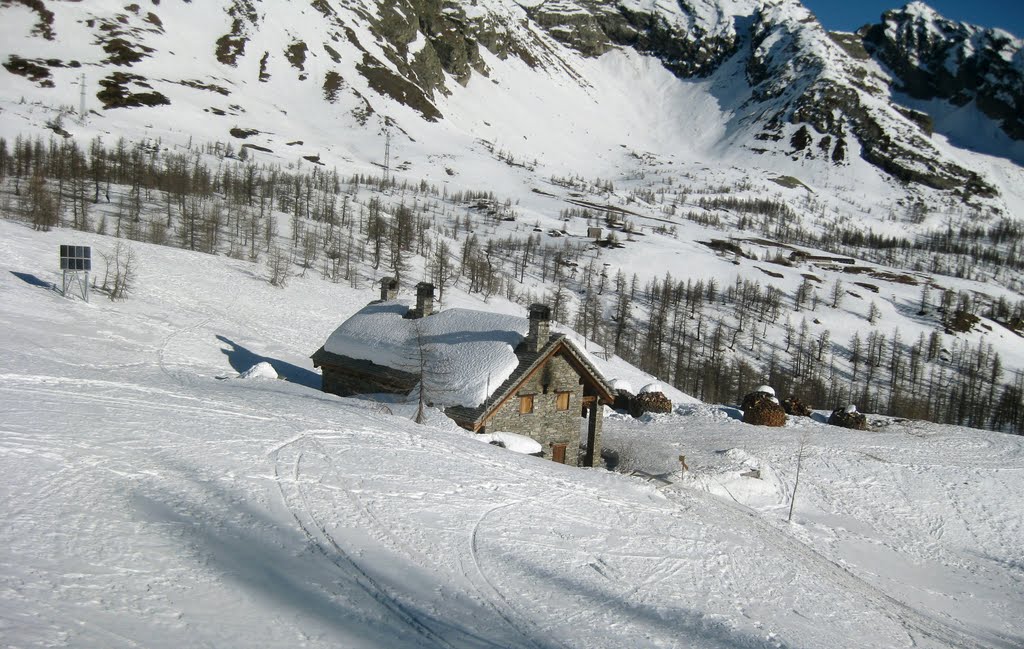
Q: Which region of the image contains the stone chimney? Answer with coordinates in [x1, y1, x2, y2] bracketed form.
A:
[380, 277, 399, 301]
[525, 303, 551, 352]
[412, 282, 435, 319]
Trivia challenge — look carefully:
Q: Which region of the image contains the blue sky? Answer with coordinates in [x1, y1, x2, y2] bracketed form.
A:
[800, 1, 1024, 37]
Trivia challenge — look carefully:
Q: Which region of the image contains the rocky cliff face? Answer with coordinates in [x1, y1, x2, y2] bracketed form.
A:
[861, 1, 1024, 141]
[735, 1, 995, 197]
[397, 0, 1008, 197]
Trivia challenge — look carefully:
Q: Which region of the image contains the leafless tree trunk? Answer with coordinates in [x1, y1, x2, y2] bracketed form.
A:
[788, 435, 808, 523]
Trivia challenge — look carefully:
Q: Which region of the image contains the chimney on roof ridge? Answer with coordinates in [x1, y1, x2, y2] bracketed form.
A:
[380, 277, 399, 301]
[412, 281, 435, 319]
[526, 303, 551, 352]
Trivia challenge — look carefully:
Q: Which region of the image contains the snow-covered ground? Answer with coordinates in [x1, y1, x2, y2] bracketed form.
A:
[2, 220, 1023, 648]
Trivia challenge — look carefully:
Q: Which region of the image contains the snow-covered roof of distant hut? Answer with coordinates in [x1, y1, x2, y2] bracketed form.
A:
[323, 301, 529, 409]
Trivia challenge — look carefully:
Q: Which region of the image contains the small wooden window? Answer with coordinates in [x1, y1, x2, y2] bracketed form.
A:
[556, 391, 571, 411]
[519, 394, 534, 414]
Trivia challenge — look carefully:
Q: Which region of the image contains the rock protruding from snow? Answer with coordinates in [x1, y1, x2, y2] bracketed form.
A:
[239, 362, 278, 380]
[829, 405, 868, 430]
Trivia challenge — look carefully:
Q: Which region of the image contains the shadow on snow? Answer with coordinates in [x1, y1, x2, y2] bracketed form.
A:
[216, 334, 321, 390]
[128, 454, 558, 649]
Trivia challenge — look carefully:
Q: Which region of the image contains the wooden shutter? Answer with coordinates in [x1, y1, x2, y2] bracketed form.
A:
[519, 394, 534, 414]
[556, 392, 570, 411]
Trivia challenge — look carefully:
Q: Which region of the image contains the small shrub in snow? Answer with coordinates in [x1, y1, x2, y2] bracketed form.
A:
[266, 245, 290, 288]
[98, 241, 138, 301]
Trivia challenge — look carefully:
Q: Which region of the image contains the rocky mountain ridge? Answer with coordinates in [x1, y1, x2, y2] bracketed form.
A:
[861, 1, 1024, 140]
[1, 0, 1022, 211]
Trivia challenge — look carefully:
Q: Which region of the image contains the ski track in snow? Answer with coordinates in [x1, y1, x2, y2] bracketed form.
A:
[274, 430, 570, 649]
[694, 492, 990, 649]
[466, 501, 557, 649]
[270, 436, 461, 649]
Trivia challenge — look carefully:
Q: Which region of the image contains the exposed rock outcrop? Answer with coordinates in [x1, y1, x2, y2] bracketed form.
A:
[861, 3, 1024, 141]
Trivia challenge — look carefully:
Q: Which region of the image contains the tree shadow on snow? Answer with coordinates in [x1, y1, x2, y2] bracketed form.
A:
[128, 454, 558, 649]
[216, 335, 321, 390]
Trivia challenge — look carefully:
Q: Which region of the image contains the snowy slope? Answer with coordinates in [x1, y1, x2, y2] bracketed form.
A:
[2, 218, 1023, 647]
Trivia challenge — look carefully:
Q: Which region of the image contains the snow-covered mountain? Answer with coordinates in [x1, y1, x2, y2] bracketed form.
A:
[2, 0, 1023, 208]
[862, 1, 1024, 144]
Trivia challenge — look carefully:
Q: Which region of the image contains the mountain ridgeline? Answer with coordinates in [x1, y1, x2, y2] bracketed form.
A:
[2, 0, 1022, 199]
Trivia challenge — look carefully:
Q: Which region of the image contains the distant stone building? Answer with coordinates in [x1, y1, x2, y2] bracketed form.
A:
[311, 282, 614, 467]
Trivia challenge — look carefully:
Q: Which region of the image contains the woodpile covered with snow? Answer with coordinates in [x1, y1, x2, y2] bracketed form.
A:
[742, 388, 787, 427]
[828, 404, 868, 430]
[629, 392, 673, 417]
[782, 396, 813, 417]
[628, 383, 673, 417]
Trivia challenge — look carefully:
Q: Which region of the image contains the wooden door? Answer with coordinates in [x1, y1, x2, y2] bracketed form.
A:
[552, 443, 567, 464]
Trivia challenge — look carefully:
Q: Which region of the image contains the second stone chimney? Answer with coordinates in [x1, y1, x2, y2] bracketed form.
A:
[410, 281, 435, 319]
[380, 277, 399, 301]
[525, 303, 551, 352]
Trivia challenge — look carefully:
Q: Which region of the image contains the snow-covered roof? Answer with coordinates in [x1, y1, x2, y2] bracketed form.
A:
[610, 378, 634, 393]
[322, 301, 529, 408]
[321, 300, 615, 418]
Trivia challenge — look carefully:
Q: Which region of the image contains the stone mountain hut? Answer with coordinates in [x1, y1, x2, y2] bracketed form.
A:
[311, 281, 614, 467]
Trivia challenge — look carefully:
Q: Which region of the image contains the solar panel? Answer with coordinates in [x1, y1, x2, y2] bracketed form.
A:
[59, 245, 92, 272]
